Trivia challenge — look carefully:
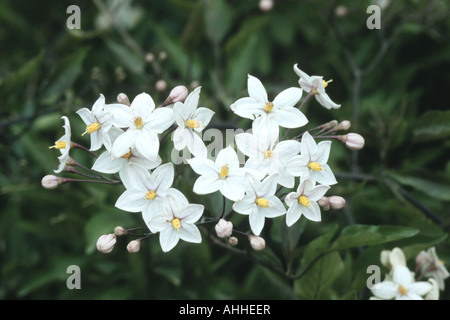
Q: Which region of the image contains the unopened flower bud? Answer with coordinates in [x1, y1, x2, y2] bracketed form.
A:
[117, 93, 130, 106]
[328, 196, 346, 209]
[322, 120, 339, 130]
[229, 236, 238, 246]
[335, 120, 351, 131]
[96, 234, 116, 253]
[162, 85, 189, 107]
[341, 133, 365, 150]
[335, 5, 348, 17]
[259, 0, 274, 12]
[114, 226, 127, 236]
[145, 52, 155, 63]
[317, 196, 330, 210]
[126, 239, 141, 253]
[215, 219, 233, 238]
[249, 236, 266, 251]
[41, 175, 63, 189]
[155, 79, 167, 92]
[159, 51, 167, 60]
[415, 251, 428, 270]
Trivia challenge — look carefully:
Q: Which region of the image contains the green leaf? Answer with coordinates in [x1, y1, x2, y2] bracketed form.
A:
[40, 47, 90, 105]
[294, 251, 344, 300]
[387, 170, 450, 202]
[413, 110, 450, 142]
[105, 39, 144, 75]
[203, 0, 233, 43]
[329, 224, 419, 251]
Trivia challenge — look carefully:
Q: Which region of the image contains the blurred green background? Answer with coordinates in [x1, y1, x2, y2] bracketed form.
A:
[1, 0, 449, 300]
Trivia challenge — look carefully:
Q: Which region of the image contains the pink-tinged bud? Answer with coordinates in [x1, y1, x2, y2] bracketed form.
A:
[229, 236, 238, 246]
[249, 236, 266, 251]
[158, 51, 167, 60]
[259, 0, 274, 12]
[328, 196, 346, 209]
[335, 5, 348, 17]
[321, 120, 338, 130]
[41, 175, 63, 189]
[342, 133, 365, 150]
[215, 219, 233, 238]
[117, 93, 130, 106]
[317, 196, 330, 210]
[155, 80, 167, 92]
[415, 251, 428, 270]
[145, 52, 155, 63]
[114, 226, 127, 236]
[162, 85, 189, 107]
[96, 234, 116, 253]
[126, 240, 141, 253]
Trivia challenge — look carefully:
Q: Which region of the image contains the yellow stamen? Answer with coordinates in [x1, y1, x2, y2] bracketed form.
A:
[82, 122, 100, 136]
[265, 150, 273, 158]
[172, 218, 181, 232]
[265, 102, 274, 113]
[298, 195, 311, 208]
[398, 285, 407, 296]
[322, 79, 333, 89]
[121, 150, 132, 159]
[144, 190, 156, 200]
[308, 161, 322, 171]
[49, 141, 67, 149]
[187, 119, 201, 128]
[134, 117, 144, 129]
[219, 165, 229, 179]
[439, 259, 444, 265]
[256, 197, 269, 208]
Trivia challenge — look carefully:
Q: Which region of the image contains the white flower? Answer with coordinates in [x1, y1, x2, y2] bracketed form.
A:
[284, 179, 330, 225]
[149, 193, 204, 252]
[114, 163, 182, 224]
[235, 124, 300, 188]
[416, 247, 450, 290]
[110, 92, 174, 161]
[233, 174, 286, 236]
[380, 247, 406, 271]
[92, 147, 161, 190]
[172, 86, 214, 157]
[49, 116, 71, 174]
[187, 146, 245, 201]
[371, 265, 432, 300]
[286, 131, 337, 186]
[293, 64, 341, 110]
[76, 94, 115, 151]
[230, 74, 308, 130]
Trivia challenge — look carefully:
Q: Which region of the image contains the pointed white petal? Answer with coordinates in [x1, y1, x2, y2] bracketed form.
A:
[247, 75, 268, 104]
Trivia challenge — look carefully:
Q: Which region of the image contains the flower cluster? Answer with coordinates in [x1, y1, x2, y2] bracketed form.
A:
[43, 65, 365, 254]
[370, 247, 449, 300]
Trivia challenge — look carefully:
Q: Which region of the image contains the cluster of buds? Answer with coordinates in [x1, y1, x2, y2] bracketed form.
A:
[317, 195, 346, 211]
[96, 226, 147, 254]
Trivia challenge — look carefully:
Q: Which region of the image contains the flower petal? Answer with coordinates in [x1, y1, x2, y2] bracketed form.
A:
[135, 130, 160, 161]
[180, 223, 202, 244]
[370, 281, 399, 300]
[145, 107, 174, 133]
[159, 227, 180, 252]
[111, 129, 138, 159]
[249, 209, 265, 236]
[115, 189, 147, 212]
[193, 175, 222, 195]
[273, 87, 303, 109]
[130, 92, 155, 117]
[178, 204, 204, 223]
[232, 196, 255, 215]
[247, 75, 268, 104]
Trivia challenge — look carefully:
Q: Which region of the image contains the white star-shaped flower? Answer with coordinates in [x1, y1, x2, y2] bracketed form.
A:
[172, 86, 214, 158]
[371, 265, 432, 300]
[149, 192, 204, 252]
[235, 124, 300, 188]
[187, 146, 245, 201]
[92, 147, 161, 190]
[286, 131, 337, 186]
[76, 94, 115, 151]
[110, 92, 174, 161]
[49, 116, 71, 174]
[230, 74, 308, 130]
[233, 174, 286, 236]
[293, 64, 341, 110]
[115, 163, 182, 224]
[284, 179, 330, 225]
[416, 247, 450, 290]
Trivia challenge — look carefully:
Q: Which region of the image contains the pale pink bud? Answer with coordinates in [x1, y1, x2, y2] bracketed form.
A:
[259, 0, 274, 12]
[117, 93, 130, 106]
[114, 226, 127, 236]
[215, 219, 233, 238]
[96, 234, 116, 253]
[162, 85, 189, 106]
[343, 133, 365, 150]
[328, 196, 346, 209]
[317, 196, 330, 211]
[229, 236, 238, 246]
[335, 5, 348, 17]
[145, 52, 155, 63]
[155, 80, 167, 92]
[415, 251, 428, 270]
[249, 236, 266, 251]
[41, 175, 62, 189]
[158, 51, 167, 60]
[126, 240, 141, 253]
